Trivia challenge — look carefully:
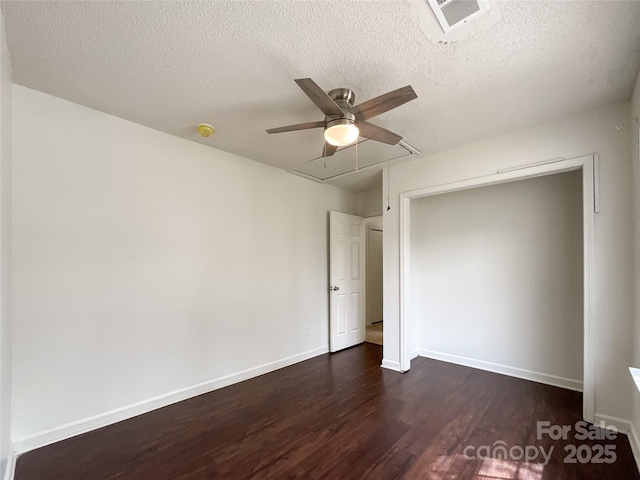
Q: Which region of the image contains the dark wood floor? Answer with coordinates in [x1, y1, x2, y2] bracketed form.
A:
[16, 344, 639, 479]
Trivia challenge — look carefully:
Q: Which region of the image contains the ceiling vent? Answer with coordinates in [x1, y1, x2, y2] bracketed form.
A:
[427, 0, 488, 33]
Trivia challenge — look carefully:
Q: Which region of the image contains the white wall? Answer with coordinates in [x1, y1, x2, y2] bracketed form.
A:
[356, 188, 382, 217]
[364, 216, 382, 231]
[411, 171, 583, 388]
[384, 101, 633, 421]
[11, 86, 357, 444]
[0, 10, 11, 477]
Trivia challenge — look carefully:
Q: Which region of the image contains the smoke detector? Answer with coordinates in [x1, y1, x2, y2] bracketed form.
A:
[427, 0, 488, 33]
[197, 123, 215, 137]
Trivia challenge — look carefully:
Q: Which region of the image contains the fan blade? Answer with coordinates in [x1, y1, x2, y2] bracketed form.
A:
[323, 143, 338, 157]
[351, 85, 417, 121]
[295, 78, 344, 116]
[266, 121, 324, 134]
[358, 121, 402, 145]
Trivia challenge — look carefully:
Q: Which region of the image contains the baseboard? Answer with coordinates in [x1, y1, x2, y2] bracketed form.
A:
[593, 413, 640, 475]
[14, 345, 329, 454]
[381, 359, 402, 372]
[593, 413, 632, 435]
[409, 349, 419, 360]
[3, 449, 16, 480]
[627, 420, 640, 475]
[419, 349, 583, 392]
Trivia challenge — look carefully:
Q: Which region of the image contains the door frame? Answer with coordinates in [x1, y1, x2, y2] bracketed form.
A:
[398, 154, 596, 423]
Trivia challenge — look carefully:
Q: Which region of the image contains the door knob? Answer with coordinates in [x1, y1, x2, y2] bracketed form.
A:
[330, 286, 340, 291]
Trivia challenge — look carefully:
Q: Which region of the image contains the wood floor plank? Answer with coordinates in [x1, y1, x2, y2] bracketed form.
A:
[15, 344, 640, 479]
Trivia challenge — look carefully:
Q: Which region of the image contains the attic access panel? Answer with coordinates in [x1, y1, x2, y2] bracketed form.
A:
[290, 139, 415, 182]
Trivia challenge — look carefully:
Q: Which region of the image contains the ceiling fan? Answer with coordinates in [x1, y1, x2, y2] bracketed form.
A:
[266, 78, 418, 157]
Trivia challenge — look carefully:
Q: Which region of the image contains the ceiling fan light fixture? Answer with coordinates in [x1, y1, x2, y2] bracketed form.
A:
[266, 78, 417, 157]
[324, 119, 359, 147]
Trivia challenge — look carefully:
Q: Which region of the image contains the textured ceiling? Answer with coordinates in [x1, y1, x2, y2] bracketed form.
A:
[3, 0, 640, 192]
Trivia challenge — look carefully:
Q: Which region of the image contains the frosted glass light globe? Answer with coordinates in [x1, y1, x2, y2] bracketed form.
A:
[324, 122, 359, 147]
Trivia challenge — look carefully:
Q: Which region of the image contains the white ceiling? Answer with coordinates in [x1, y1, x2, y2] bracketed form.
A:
[3, 0, 640, 193]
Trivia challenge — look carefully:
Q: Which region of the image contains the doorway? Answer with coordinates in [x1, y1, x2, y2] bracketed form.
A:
[328, 211, 384, 352]
[366, 223, 383, 345]
[411, 171, 583, 391]
[329, 211, 366, 353]
[398, 154, 596, 422]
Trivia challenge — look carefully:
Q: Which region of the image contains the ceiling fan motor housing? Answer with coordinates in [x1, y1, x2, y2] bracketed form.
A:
[325, 89, 357, 129]
[328, 88, 356, 109]
[325, 111, 357, 127]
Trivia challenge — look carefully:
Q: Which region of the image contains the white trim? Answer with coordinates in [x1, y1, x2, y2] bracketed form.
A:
[409, 349, 419, 360]
[3, 450, 16, 480]
[496, 157, 564, 174]
[590, 413, 640, 475]
[399, 155, 596, 421]
[594, 153, 601, 213]
[630, 367, 640, 394]
[365, 224, 371, 327]
[627, 420, 640, 475]
[593, 413, 633, 436]
[626, 370, 640, 473]
[419, 349, 583, 392]
[582, 156, 596, 422]
[13, 346, 329, 454]
[381, 359, 402, 372]
[399, 195, 411, 372]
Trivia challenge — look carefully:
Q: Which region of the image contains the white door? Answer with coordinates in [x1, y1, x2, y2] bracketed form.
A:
[329, 211, 365, 352]
[366, 227, 383, 325]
